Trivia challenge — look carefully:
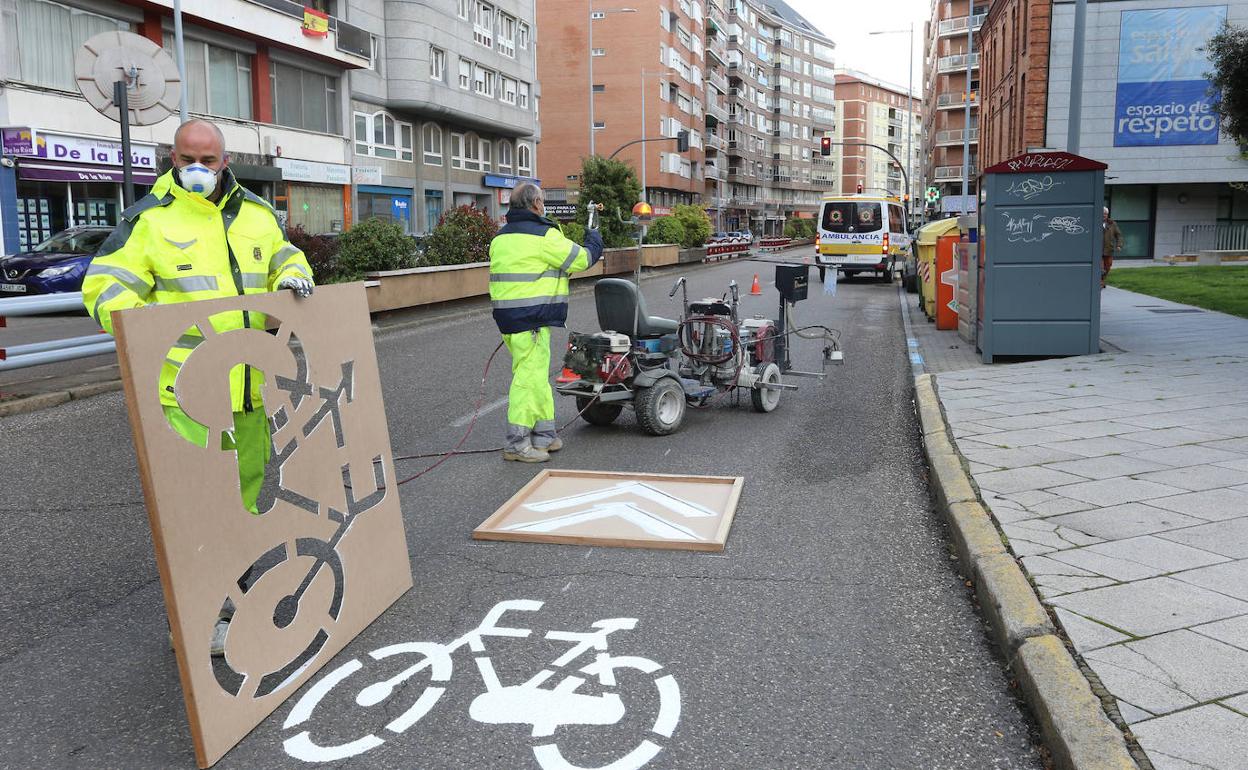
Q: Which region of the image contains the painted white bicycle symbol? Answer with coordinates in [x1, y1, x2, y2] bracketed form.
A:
[282, 599, 681, 769]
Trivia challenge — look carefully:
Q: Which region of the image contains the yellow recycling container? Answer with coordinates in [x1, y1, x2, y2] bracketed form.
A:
[916, 217, 961, 320]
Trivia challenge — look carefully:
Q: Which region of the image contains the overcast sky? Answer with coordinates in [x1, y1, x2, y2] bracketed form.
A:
[784, 0, 931, 95]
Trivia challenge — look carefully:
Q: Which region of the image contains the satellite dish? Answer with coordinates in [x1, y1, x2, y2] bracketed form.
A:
[74, 30, 180, 126]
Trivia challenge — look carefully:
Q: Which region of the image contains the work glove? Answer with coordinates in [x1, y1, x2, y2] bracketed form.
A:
[585, 228, 605, 262]
[278, 276, 314, 298]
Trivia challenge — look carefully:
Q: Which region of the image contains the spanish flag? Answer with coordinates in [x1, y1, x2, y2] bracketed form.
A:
[302, 7, 329, 37]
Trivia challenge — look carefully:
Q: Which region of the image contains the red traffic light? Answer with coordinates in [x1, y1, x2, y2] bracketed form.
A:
[856, 183, 863, 194]
[819, 136, 831, 156]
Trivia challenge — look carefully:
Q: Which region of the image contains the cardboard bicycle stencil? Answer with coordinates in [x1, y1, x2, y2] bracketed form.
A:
[282, 599, 681, 769]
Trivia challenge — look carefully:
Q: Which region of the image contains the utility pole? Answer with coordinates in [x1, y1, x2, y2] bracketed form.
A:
[1067, 0, 1088, 154]
[960, 5, 972, 214]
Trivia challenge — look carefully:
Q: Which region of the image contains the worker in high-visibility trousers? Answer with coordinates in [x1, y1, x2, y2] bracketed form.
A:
[81, 118, 314, 654]
[489, 182, 604, 462]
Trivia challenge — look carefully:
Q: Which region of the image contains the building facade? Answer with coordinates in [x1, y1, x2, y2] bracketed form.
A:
[834, 71, 923, 209]
[533, 0, 835, 235]
[348, 0, 540, 234]
[1043, 0, 1248, 259]
[0, 0, 372, 253]
[922, 0, 986, 217]
[0, 0, 541, 256]
[977, 0, 1051, 169]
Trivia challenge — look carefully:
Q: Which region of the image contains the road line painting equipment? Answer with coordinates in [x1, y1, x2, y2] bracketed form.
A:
[392, 207, 844, 478]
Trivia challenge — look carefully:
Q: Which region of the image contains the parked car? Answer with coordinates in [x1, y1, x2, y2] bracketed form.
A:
[1, 225, 115, 296]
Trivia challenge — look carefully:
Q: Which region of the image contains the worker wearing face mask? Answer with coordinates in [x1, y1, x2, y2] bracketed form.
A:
[82, 118, 314, 655]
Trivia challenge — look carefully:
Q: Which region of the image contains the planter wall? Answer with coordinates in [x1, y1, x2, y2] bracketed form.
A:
[678, 247, 707, 263]
[640, 244, 679, 267]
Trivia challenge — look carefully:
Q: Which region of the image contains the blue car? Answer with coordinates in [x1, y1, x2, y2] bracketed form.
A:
[0, 225, 114, 296]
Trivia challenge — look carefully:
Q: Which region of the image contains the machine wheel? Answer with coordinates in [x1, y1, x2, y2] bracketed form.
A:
[751, 363, 782, 413]
[635, 379, 686, 436]
[576, 396, 623, 426]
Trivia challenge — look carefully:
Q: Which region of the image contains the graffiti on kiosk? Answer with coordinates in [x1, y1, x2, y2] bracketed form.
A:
[1001, 213, 1051, 243]
[282, 599, 681, 770]
[1003, 154, 1075, 173]
[1006, 176, 1063, 200]
[1047, 216, 1086, 235]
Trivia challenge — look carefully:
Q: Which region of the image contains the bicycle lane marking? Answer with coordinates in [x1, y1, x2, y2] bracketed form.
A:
[278, 599, 682, 770]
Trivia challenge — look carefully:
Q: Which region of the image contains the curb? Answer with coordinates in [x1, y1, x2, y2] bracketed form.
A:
[914, 373, 1138, 770]
[0, 379, 123, 419]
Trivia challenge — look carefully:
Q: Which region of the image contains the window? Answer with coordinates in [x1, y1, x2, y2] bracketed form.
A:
[271, 61, 339, 133]
[480, 139, 492, 172]
[457, 0, 471, 19]
[473, 65, 494, 97]
[517, 142, 532, 176]
[593, 121, 606, 129]
[424, 190, 444, 233]
[463, 132, 482, 170]
[498, 13, 516, 57]
[458, 58, 472, 89]
[6, 0, 127, 90]
[498, 141, 513, 172]
[353, 111, 413, 161]
[518, 82, 531, 109]
[501, 77, 518, 104]
[161, 34, 252, 120]
[430, 47, 446, 81]
[592, 84, 605, 93]
[474, 1, 494, 48]
[451, 132, 465, 168]
[518, 22, 530, 49]
[591, 48, 605, 56]
[423, 124, 443, 165]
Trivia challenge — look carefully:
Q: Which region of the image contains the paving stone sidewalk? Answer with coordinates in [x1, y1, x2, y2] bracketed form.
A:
[923, 288, 1248, 770]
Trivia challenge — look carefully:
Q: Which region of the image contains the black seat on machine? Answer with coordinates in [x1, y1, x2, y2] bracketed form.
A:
[595, 279, 679, 338]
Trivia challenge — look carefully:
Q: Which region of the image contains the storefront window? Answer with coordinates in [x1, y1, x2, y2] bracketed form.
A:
[6, 0, 127, 91]
[424, 190, 444, 232]
[357, 192, 412, 233]
[285, 184, 342, 235]
[271, 61, 340, 134]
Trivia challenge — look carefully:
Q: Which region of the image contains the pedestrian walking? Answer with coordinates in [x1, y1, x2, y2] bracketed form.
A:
[81, 118, 314, 654]
[488, 182, 604, 462]
[1102, 206, 1124, 288]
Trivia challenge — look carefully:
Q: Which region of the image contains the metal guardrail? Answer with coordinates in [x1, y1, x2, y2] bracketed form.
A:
[1180, 223, 1248, 254]
[0, 292, 115, 372]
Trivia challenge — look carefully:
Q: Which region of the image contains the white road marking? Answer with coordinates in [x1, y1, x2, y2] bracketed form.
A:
[451, 396, 508, 427]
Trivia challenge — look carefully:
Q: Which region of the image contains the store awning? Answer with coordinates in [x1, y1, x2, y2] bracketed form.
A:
[18, 160, 157, 184]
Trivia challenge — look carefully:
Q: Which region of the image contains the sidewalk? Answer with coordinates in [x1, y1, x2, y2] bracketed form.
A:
[911, 288, 1248, 769]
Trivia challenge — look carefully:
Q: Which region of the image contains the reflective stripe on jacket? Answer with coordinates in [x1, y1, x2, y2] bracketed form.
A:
[82, 168, 314, 411]
[488, 209, 602, 334]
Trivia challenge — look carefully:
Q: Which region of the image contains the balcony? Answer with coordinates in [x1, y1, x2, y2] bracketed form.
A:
[705, 162, 727, 180]
[937, 53, 980, 73]
[705, 133, 726, 151]
[706, 69, 730, 92]
[934, 128, 979, 145]
[706, 38, 728, 67]
[706, 100, 729, 121]
[936, 91, 978, 109]
[938, 13, 986, 37]
[934, 164, 977, 181]
[175, 0, 372, 69]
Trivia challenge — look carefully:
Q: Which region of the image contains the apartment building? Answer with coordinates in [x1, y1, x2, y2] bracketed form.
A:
[0, 0, 372, 252]
[833, 70, 923, 208]
[722, 0, 837, 234]
[535, 0, 708, 221]
[348, 0, 540, 233]
[922, 0, 985, 217]
[976, 0, 1050, 169]
[533, 0, 834, 235]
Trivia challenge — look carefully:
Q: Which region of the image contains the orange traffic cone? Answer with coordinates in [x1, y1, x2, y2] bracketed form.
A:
[749, 274, 762, 295]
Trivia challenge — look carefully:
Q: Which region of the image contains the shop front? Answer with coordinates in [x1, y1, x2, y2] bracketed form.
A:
[2, 128, 157, 250]
[273, 157, 351, 235]
[483, 173, 540, 217]
[356, 184, 414, 234]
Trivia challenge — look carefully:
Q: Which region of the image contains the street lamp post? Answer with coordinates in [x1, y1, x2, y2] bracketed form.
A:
[961, 5, 973, 213]
[1068, 0, 1089, 154]
[639, 69, 677, 203]
[869, 24, 917, 218]
[588, 6, 637, 156]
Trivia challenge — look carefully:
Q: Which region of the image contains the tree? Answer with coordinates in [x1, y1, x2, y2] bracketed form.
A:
[576, 156, 642, 248]
[287, 223, 341, 283]
[783, 217, 805, 239]
[643, 216, 686, 245]
[671, 203, 712, 248]
[424, 205, 498, 266]
[337, 217, 415, 280]
[1206, 22, 1248, 150]
[561, 221, 587, 245]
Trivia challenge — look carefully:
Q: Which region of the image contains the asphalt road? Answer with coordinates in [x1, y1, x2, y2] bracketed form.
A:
[0, 312, 117, 396]
[0, 254, 1045, 769]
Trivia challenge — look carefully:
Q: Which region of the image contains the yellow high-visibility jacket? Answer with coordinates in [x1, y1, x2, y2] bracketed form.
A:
[82, 167, 313, 411]
[488, 209, 603, 334]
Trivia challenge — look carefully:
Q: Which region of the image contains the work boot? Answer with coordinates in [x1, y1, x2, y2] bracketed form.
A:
[536, 437, 563, 453]
[503, 445, 550, 463]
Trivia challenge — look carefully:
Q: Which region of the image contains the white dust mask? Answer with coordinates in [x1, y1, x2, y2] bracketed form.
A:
[177, 163, 219, 198]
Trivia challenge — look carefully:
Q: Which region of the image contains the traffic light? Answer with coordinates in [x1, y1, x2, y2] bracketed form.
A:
[856, 183, 863, 194]
[676, 130, 690, 152]
[820, 136, 831, 156]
